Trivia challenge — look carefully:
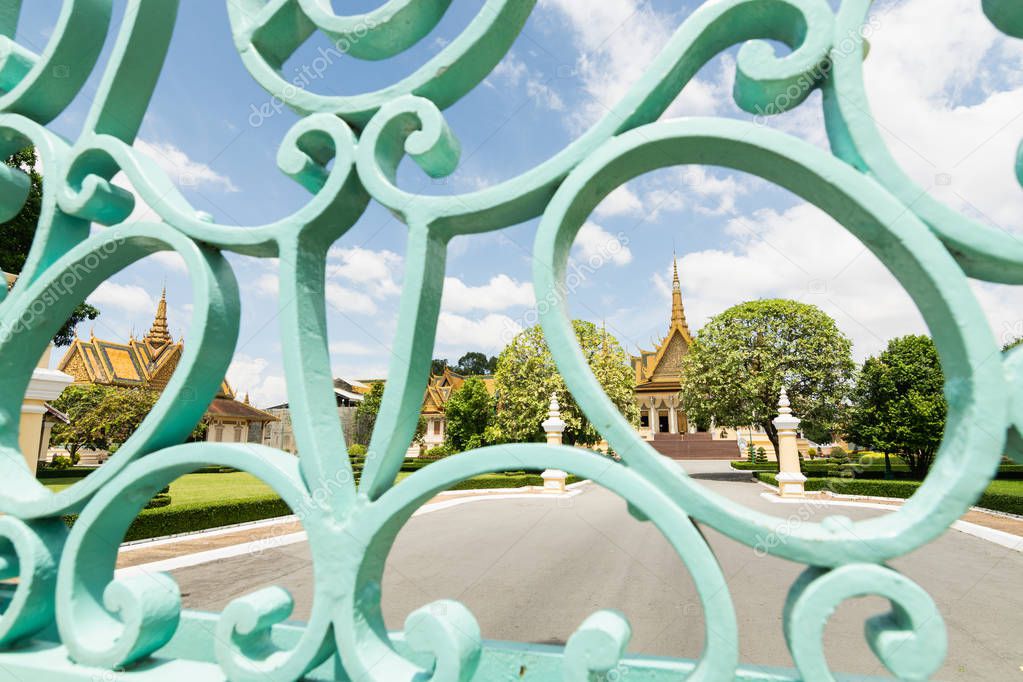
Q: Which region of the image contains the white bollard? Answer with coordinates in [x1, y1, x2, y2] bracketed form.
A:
[541, 392, 568, 493]
[773, 387, 807, 498]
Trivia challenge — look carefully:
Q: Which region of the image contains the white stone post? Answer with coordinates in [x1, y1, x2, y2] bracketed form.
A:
[773, 387, 806, 498]
[541, 393, 568, 493]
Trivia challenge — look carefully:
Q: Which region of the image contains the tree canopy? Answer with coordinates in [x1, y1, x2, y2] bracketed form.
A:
[845, 334, 946, 477]
[50, 385, 206, 461]
[678, 299, 854, 455]
[2, 147, 99, 346]
[353, 381, 424, 448]
[431, 352, 498, 376]
[494, 320, 637, 445]
[443, 376, 495, 451]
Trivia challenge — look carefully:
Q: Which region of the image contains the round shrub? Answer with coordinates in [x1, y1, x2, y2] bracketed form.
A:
[424, 444, 456, 459]
[348, 444, 367, 457]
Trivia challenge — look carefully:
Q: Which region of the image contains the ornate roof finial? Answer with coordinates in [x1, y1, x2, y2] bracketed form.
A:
[145, 287, 172, 348]
[670, 254, 690, 335]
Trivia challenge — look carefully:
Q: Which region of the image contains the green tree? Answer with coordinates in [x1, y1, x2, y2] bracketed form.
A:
[454, 351, 497, 375]
[846, 335, 946, 478]
[354, 381, 424, 447]
[494, 320, 638, 446]
[49, 384, 110, 461]
[2, 147, 99, 346]
[431, 358, 449, 375]
[51, 383, 211, 462]
[678, 300, 854, 457]
[443, 376, 494, 451]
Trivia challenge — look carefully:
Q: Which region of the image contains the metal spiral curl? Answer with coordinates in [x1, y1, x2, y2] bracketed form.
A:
[0, 0, 1016, 678]
[784, 564, 947, 682]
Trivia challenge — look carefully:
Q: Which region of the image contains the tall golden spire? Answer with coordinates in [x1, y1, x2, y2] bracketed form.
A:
[145, 287, 172, 347]
[671, 254, 690, 334]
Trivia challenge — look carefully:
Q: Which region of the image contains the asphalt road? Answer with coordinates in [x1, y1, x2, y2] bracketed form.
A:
[170, 461, 1022, 680]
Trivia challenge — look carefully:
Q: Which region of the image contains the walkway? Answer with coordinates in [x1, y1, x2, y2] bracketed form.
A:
[121, 460, 1022, 679]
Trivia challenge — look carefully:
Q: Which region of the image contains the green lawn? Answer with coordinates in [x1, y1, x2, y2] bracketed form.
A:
[984, 479, 1023, 496]
[44, 469, 437, 509]
[43, 472, 276, 508]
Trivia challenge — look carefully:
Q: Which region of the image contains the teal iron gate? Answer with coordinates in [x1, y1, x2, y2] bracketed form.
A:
[0, 0, 1019, 679]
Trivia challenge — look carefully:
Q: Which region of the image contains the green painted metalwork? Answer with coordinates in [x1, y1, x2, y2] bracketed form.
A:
[0, 0, 1016, 679]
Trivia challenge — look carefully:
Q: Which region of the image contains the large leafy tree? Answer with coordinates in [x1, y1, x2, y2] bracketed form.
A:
[678, 299, 854, 456]
[443, 376, 494, 451]
[50, 384, 210, 462]
[494, 320, 638, 446]
[353, 381, 425, 447]
[2, 147, 99, 346]
[845, 335, 946, 478]
[454, 351, 497, 375]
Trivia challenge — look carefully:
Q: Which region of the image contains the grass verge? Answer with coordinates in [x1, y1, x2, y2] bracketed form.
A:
[756, 473, 1023, 516]
[62, 472, 583, 542]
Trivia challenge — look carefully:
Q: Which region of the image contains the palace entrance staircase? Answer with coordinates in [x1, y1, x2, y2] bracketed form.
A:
[650, 432, 742, 460]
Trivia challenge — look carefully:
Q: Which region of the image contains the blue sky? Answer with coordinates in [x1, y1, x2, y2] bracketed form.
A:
[21, 0, 1023, 406]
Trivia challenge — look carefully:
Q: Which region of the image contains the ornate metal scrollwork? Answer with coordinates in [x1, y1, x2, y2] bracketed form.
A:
[0, 0, 1017, 679]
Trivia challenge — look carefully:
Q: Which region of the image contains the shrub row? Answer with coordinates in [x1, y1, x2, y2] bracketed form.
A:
[64, 473, 586, 542]
[64, 494, 292, 543]
[37, 464, 236, 481]
[447, 474, 582, 491]
[755, 473, 1023, 516]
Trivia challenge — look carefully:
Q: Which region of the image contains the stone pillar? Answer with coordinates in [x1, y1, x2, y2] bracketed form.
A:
[541, 393, 568, 492]
[773, 387, 806, 498]
[668, 397, 677, 434]
[20, 347, 73, 474]
[649, 398, 658, 434]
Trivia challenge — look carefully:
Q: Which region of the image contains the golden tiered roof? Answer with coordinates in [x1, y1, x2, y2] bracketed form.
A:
[57, 290, 274, 422]
[631, 255, 693, 390]
[421, 367, 497, 415]
[59, 289, 184, 390]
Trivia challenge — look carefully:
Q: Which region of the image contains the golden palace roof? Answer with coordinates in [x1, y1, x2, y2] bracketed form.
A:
[631, 256, 693, 389]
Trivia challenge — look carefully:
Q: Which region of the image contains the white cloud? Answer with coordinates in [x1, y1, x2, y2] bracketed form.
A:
[574, 221, 632, 266]
[327, 246, 402, 298]
[329, 340, 380, 356]
[668, 202, 1019, 361]
[487, 51, 565, 111]
[539, 0, 729, 127]
[255, 273, 279, 296]
[87, 282, 155, 314]
[441, 274, 534, 313]
[854, 0, 1023, 232]
[149, 251, 188, 273]
[228, 354, 288, 408]
[325, 283, 377, 315]
[436, 312, 521, 352]
[594, 185, 644, 217]
[135, 139, 238, 193]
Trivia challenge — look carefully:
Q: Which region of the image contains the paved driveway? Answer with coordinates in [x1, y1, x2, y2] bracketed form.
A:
[169, 461, 1022, 679]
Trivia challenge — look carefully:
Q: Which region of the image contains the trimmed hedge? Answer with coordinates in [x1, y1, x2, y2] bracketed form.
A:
[36, 464, 235, 481]
[756, 473, 1023, 516]
[448, 474, 581, 491]
[64, 472, 587, 542]
[64, 494, 292, 543]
